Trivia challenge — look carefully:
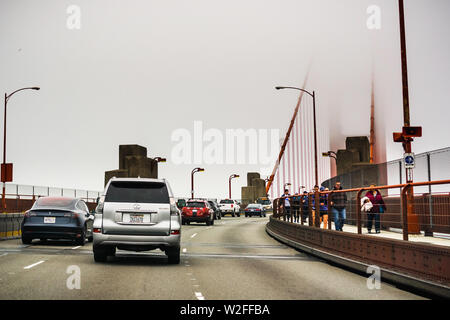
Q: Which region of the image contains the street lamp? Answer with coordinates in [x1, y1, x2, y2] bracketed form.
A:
[228, 174, 239, 199]
[3, 87, 40, 210]
[191, 167, 204, 199]
[276, 86, 318, 188]
[322, 151, 337, 162]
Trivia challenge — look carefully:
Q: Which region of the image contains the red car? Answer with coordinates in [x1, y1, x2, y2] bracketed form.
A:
[181, 200, 214, 226]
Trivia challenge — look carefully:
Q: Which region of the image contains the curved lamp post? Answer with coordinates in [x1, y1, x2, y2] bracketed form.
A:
[191, 167, 204, 199]
[3, 87, 40, 210]
[228, 174, 239, 199]
[275, 86, 318, 188]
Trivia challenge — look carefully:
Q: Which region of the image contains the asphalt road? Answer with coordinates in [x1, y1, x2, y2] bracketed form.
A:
[0, 215, 426, 300]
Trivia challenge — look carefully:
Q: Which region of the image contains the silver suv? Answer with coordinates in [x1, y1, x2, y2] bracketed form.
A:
[92, 178, 181, 264]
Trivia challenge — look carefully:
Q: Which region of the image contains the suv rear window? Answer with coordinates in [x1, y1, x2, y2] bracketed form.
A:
[187, 201, 206, 208]
[105, 181, 170, 203]
[220, 200, 233, 204]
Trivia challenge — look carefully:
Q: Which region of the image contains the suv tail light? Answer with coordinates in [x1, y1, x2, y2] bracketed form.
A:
[231, 204, 233, 208]
[93, 228, 102, 233]
[170, 230, 180, 235]
[96, 202, 104, 214]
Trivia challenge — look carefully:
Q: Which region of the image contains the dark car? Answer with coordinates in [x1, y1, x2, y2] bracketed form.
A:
[181, 200, 214, 226]
[208, 200, 222, 220]
[21, 196, 94, 245]
[244, 203, 266, 217]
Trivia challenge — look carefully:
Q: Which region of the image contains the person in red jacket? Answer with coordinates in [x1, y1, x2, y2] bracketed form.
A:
[364, 185, 387, 234]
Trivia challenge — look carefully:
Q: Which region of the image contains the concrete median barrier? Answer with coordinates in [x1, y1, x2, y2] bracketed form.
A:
[0, 214, 6, 239]
[0, 213, 24, 240]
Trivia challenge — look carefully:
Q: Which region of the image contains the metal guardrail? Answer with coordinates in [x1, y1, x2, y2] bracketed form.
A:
[268, 178, 450, 296]
[273, 179, 450, 241]
[0, 213, 24, 240]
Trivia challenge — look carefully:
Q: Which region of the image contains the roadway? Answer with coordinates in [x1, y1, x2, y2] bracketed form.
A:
[0, 215, 426, 300]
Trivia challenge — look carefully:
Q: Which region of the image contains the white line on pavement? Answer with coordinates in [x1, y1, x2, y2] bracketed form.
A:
[182, 248, 187, 253]
[71, 246, 81, 250]
[190, 233, 198, 238]
[195, 292, 205, 300]
[24, 260, 45, 270]
[0, 253, 8, 257]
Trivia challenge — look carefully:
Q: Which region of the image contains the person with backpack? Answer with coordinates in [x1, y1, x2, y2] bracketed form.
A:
[330, 182, 347, 231]
[363, 184, 387, 234]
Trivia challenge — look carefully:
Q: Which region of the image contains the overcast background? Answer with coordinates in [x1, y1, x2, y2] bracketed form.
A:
[0, 0, 449, 198]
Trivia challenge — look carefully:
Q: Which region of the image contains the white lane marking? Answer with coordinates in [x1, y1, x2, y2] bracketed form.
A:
[182, 248, 187, 253]
[71, 246, 81, 250]
[190, 233, 198, 239]
[190, 278, 196, 281]
[24, 260, 45, 270]
[195, 292, 205, 300]
[0, 253, 8, 257]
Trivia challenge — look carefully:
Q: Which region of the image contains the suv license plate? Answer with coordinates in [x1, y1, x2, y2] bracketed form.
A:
[130, 214, 144, 224]
[44, 217, 56, 224]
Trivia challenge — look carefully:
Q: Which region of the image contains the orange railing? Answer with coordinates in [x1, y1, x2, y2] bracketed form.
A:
[273, 179, 450, 241]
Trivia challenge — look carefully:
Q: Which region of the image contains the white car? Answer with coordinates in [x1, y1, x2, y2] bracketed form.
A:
[218, 199, 240, 217]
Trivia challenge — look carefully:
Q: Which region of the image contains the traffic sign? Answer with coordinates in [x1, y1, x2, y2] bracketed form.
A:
[1, 163, 13, 182]
[404, 153, 415, 169]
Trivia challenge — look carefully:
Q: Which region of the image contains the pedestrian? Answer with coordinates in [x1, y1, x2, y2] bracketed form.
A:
[311, 185, 319, 225]
[319, 187, 329, 229]
[292, 193, 301, 223]
[281, 189, 291, 222]
[330, 182, 347, 231]
[301, 191, 309, 224]
[363, 184, 387, 234]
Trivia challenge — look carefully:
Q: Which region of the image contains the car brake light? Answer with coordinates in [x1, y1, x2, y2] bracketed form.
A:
[93, 228, 102, 233]
[96, 202, 104, 214]
[231, 204, 233, 208]
[170, 230, 180, 235]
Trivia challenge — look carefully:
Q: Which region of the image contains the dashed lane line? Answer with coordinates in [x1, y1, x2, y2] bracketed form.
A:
[195, 292, 205, 300]
[190, 233, 198, 239]
[24, 260, 45, 270]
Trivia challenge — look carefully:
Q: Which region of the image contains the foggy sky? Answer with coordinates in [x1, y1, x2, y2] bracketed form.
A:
[1, 0, 449, 198]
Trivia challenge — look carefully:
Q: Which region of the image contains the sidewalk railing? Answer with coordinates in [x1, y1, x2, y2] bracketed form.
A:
[273, 179, 450, 241]
[1, 183, 101, 213]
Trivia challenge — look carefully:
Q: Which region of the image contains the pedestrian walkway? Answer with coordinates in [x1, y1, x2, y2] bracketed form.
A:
[288, 219, 450, 248]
